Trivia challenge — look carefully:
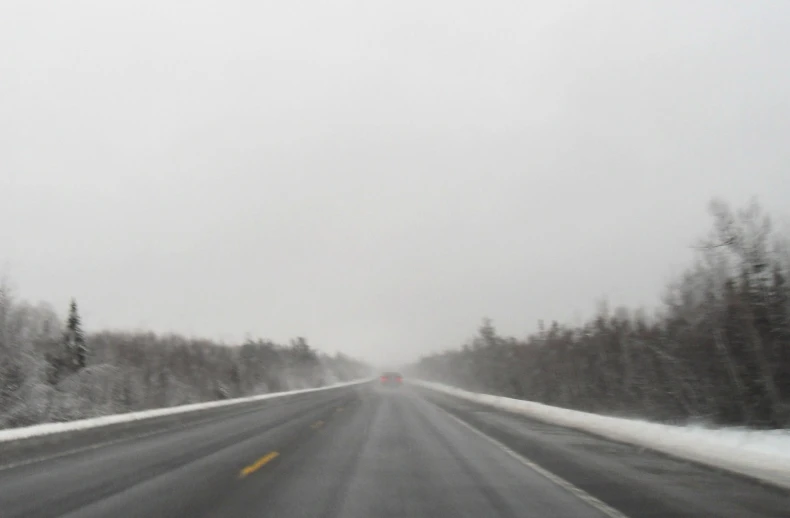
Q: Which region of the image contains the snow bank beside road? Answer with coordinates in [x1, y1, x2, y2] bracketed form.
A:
[0, 379, 370, 443]
[415, 380, 790, 490]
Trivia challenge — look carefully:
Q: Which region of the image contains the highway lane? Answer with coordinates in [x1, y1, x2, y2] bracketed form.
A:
[421, 389, 790, 518]
[0, 386, 360, 518]
[0, 383, 788, 517]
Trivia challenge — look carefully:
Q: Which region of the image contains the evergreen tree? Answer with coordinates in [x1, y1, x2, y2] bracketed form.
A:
[64, 299, 87, 370]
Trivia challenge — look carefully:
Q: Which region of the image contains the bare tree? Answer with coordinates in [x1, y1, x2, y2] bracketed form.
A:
[411, 199, 790, 428]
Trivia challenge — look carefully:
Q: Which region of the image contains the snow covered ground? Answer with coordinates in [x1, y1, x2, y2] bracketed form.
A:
[415, 380, 790, 490]
[0, 379, 370, 444]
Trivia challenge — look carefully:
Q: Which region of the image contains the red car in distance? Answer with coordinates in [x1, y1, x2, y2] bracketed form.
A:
[379, 372, 403, 387]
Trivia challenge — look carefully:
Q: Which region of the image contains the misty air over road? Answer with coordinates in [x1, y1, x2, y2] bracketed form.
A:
[3, 1, 790, 365]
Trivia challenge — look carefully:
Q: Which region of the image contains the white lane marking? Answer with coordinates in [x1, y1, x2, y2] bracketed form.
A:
[440, 408, 631, 518]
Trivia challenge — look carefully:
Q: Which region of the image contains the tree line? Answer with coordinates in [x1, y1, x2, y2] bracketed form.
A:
[410, 200, 790, 428]
[0, 293, 370, 429]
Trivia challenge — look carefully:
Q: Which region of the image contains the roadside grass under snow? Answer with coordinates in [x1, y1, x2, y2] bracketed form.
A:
[415, 380, 790, 491]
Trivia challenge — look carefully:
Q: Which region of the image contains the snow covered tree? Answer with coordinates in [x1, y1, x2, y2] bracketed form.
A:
[410, 199, 790, 428]
[0, 287, 367, 429]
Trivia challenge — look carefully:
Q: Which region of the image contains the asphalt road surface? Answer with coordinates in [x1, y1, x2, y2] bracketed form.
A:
[1, 383, 789, 518]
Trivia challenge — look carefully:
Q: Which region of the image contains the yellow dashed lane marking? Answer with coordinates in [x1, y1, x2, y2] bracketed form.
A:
[311, 420, 324, 429]
[239, 451, 279, 478]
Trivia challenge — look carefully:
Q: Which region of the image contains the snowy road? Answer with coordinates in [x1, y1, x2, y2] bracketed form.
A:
[1, 384, 788, 518]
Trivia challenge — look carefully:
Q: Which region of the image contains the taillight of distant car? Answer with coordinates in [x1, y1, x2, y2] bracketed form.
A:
[380, 372, 403, 385]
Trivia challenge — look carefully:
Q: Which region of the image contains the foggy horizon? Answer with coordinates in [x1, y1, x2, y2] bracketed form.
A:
[3, 1, 790, 366]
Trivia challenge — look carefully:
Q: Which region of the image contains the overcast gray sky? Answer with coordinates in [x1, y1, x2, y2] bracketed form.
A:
[2, 1, 789, 366]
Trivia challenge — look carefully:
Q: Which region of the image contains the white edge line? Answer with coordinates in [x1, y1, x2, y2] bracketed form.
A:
[440, 407, 630, 518]
[414, 381, 790, 491]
